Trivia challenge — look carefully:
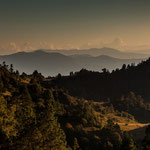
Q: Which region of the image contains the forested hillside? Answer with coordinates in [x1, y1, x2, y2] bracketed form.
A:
[43, 58, 150, 123]
[49, 58, 150, 102]
[0, 61, 150, 149]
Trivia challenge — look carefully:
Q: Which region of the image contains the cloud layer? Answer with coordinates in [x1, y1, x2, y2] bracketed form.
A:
[0, 38, 149, 55]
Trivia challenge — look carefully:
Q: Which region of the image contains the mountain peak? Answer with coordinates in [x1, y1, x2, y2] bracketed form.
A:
[32, 49, 48, 54]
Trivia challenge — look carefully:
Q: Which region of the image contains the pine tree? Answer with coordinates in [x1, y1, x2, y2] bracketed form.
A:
[13, 91, 70, 150]
[10, 64, 14, 73]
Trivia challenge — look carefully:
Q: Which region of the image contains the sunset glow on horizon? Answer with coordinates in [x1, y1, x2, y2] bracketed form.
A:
[0, 0, 150, 54]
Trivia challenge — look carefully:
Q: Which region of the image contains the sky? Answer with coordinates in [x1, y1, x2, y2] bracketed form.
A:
[0, 0, 150, 54]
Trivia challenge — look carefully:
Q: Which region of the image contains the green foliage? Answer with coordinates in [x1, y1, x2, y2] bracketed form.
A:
[0, 62, 145, 150]
[0, 96, 18, 138]
[13, 99, 69, 150]
[121, 132, 137, 150]
[0, 64, 70, 149]
[73, 138, 80, 150]
[114, 92, 150, 122]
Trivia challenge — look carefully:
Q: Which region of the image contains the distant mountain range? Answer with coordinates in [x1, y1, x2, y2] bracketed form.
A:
[133, 49, 150, 54]
[45, 47, 149, 59]
[0, 49, 146, 76]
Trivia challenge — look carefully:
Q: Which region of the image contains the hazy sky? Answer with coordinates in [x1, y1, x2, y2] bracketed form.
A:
[0, 0, 150, 54]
